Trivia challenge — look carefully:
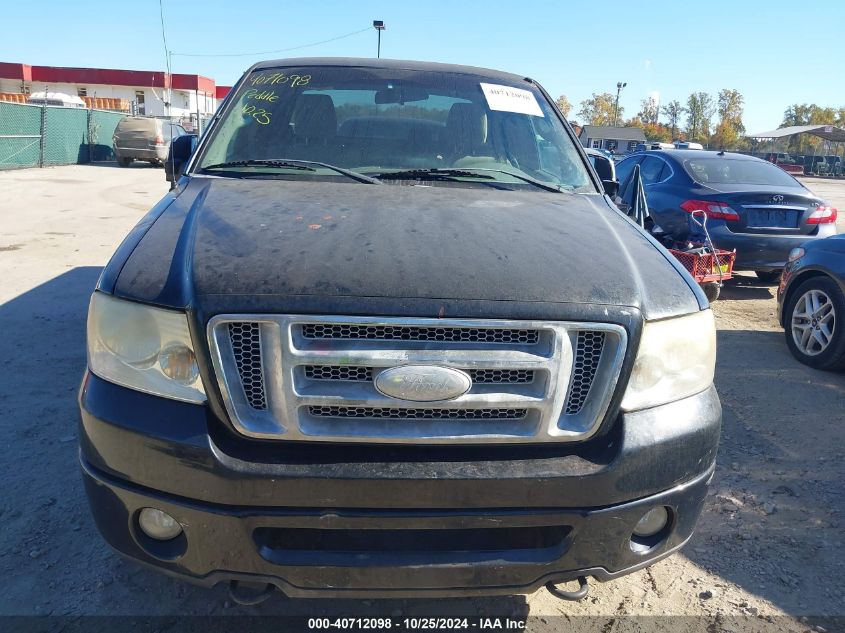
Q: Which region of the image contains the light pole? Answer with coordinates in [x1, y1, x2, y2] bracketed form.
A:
[373, 20, 385, 58]
[614, 81, 626, 127]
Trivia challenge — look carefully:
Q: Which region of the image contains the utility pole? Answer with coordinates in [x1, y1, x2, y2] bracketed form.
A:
[614, 81, 626, 127]
[373, 20, 385, 58]
[167, 50, 173, 119]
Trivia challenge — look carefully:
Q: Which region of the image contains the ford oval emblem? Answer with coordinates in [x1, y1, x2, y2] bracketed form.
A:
[374, 365, 471, 402]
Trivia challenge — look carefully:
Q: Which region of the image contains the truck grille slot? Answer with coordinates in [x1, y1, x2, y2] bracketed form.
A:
[254, 525, 571, 554]
[303, 365, 535, 384]
[228, 322, 267, 410]
[302, 323, 539, 344]
[210, 316, 626, 444]
[564, 331, 605, 414]
[309, 406, 528, 420]
[305, 365, 372, 381]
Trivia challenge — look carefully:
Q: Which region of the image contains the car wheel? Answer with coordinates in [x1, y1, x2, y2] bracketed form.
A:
[784, 276, 845, 370]
[117, 156, 131, 167]
[755, 270, 781, 284]
[701, 283, 721, 302]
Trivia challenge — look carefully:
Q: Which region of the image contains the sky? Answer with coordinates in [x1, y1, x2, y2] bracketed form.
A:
[3, 0, 843, 133]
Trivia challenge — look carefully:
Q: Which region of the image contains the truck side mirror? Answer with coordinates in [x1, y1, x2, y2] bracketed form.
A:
[165, 134, 198, 188]
[589, 153, 619, 196]
[602, 179, 619, 197]
[590, 153, 614, 181]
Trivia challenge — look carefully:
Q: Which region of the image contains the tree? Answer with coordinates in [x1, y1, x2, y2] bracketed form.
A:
[781, 103, 841, 153]
[685, 92, 715, 144]
[555, 95, 572, 118]
[661, 100, 685, 140]
[638, 96, 659, 125]
[782, 103, 836, 127]
[711, 88, 745, 149]
[642, 122, 673, 142]
[577, 92, 620, 126]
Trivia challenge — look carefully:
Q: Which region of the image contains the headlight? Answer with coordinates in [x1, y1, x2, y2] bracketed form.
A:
[621, 310, 715, 411]
[787, 247, 805, 263]
[87, 292, 206, 403]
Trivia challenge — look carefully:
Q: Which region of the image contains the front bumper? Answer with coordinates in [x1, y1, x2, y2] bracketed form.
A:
[79, 372, 721, 597]
[82, 457, 712, 598]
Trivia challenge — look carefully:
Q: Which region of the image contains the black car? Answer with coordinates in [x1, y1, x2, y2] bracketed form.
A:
[79, 58, 721, 602]
[778, 234, 845, 370]
[616, 150, 838, 282]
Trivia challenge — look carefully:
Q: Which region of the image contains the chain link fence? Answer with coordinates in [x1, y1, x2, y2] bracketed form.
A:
[0, 101, 128, 170]
[0, 102, 42, 169]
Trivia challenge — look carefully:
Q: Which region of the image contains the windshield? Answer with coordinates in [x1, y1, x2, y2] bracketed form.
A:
[196, 65, 593, 192]
[684, 157, 802, 187]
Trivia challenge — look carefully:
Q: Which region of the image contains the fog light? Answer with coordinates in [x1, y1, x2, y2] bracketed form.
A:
[138, 508, 182, 540]
[633, 506, 669, 537]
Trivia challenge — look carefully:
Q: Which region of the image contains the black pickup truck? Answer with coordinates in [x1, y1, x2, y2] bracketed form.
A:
[79, 58, 720, 602]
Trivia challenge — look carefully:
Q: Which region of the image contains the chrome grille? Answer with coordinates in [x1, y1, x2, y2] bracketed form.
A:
[210, 315, 626, 444]
[305, 365, 372, 381]
[472, 369, 534, 383]
[228, 322, 267, 409]
[303, 365, 535, 384]
[564, 331, 605, 414]
[302, 323, 539, 344]
[309, 406, 529, 420]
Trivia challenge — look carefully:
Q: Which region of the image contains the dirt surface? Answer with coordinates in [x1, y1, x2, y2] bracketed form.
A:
[0, 165, 843, 629]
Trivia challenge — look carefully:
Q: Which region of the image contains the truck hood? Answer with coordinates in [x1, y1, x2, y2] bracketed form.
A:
[112, 177, 702, 321]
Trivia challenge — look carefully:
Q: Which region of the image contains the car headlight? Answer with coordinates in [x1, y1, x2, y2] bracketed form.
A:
[621, 310, 715, 411]
[87, 292, 206, 403]
[787, 247, 805, 263]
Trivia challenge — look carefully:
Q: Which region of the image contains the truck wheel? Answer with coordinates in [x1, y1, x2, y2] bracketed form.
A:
[117, 156, 131, 167]
[702, 283, 720, 302]
[784, 276, 845, 370]
[756, 270, 781, 285]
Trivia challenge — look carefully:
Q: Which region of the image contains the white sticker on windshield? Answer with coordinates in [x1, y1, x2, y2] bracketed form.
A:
[480, 83, 544, 117]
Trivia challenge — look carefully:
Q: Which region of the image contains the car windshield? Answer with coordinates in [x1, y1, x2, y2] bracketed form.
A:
[195, 65, 593, 192]
[684, 157, 801, 187]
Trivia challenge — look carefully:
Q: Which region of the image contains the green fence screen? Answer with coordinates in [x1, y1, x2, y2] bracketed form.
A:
[43, 107, 89, 165]
[0, 101, 129, 170]
[0, 102, 42, 169]
[89, 110, 126, 161]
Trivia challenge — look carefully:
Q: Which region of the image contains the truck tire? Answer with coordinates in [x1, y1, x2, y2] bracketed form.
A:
[702, 283, 721, 302]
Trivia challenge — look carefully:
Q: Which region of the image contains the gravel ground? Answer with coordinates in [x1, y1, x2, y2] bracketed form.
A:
[0, 165, 843, 629]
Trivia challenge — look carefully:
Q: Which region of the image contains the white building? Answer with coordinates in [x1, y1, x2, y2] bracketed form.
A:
[0, 62, 217, 121]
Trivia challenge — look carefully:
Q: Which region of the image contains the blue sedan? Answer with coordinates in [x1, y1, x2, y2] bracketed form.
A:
[615, 150, 838, 282]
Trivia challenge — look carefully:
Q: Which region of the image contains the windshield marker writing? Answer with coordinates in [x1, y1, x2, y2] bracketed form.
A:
[249, 73, 311, 87]
[244, 89, 279, 103]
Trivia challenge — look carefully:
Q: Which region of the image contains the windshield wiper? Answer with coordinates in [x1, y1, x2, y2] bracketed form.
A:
[373, 168, 496, 182]
[201, 159, 381, 185]
[448, 168, 566, 193]
[371, 168, 563, 193]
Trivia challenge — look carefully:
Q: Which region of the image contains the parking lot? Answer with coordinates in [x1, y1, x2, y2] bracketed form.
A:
[0, 164, 843, 628]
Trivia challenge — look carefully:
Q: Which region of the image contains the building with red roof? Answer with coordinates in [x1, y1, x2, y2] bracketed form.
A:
[0, 62, 218, 120]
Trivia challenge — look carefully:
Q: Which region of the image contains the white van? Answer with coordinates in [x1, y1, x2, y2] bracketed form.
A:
[27, 91, 86, 108]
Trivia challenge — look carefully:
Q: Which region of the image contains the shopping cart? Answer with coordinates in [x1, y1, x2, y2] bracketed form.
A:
[668, 208, 736, 302]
